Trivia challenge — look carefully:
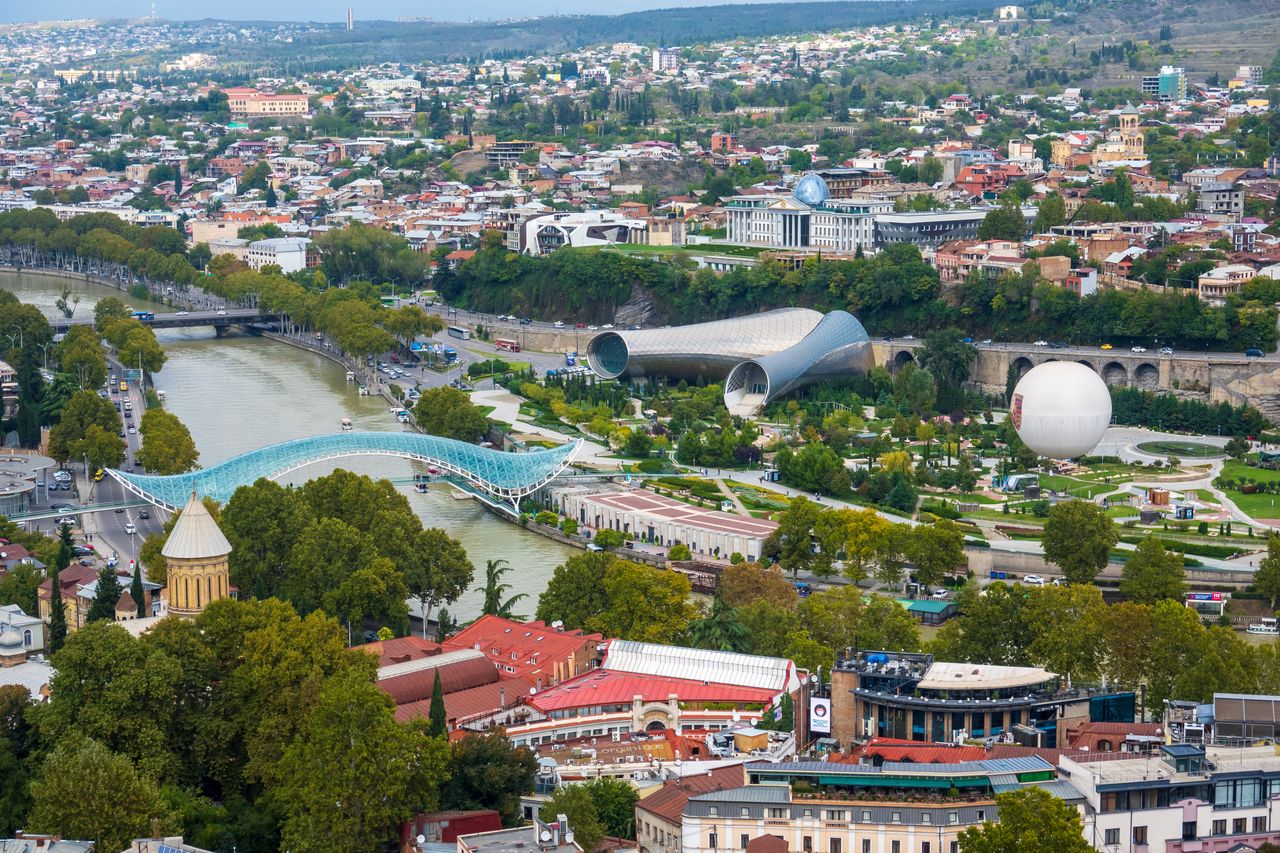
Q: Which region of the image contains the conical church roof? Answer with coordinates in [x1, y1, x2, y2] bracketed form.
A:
[161, 493, 232, 560]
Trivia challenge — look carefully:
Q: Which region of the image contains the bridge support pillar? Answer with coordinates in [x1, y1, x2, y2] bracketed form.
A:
[214, 325, 227, 338]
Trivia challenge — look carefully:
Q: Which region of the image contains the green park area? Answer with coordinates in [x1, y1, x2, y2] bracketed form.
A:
[1136, 440, 1224, 458]
[1216, 458, 1280, 519]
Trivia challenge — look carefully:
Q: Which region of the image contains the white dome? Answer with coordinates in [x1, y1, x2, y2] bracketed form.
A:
[1011, 362, 1112, 459]
[0, 629, 21, 650]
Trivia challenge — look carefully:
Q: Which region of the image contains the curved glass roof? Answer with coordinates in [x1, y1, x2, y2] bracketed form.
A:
[108, 431, 581, 511]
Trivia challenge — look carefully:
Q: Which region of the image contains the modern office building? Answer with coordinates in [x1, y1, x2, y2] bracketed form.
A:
[1061, 743, 1280, 853]
[519, 210, 650, 254]
[1140, 66, 1187, 102]
[586, 308, 874, 415]
[829, 650, 1134, 749]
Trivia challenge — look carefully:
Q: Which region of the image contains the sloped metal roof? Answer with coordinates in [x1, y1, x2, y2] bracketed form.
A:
[161, 492, 232, 560]
[603, 640, 801, 694]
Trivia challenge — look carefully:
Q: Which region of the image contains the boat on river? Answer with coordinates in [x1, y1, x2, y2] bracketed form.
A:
[340, 417, 353, 432]
[1247, 617, 1279, 635]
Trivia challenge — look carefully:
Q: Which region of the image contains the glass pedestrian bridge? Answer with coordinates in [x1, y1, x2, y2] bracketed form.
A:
[107, 431, 582, 513]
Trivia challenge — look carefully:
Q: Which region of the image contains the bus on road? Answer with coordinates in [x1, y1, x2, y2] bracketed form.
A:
[494, 338, 520, 353]
[447, 325, 471, 340]
[132, 310, 155, 322]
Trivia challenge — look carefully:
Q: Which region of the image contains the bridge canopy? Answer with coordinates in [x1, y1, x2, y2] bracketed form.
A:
[107, 431, 581, 511]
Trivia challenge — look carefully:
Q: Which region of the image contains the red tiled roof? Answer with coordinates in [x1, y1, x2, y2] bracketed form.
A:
[527, 668, 777, 713]
[444, 616, 603, 684]
[357, 636, 443, 667]
[636, 765, 747, 823]
[747, 836, 789, 853]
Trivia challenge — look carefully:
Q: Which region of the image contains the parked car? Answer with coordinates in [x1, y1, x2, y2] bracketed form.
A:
[1023, 575, 1046, 586]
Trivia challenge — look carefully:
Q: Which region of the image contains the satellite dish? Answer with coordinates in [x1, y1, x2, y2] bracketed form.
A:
[540, 830, 552, 842]
[415, 835, 426, 845]
[565, 832, 575, 845]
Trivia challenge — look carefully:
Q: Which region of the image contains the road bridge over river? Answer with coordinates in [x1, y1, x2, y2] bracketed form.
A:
[51, 308, 277, 334]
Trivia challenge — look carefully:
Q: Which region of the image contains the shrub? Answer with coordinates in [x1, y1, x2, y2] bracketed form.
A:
[535, 510, 559, 526]
[561, 518, 579, 536]
[669, 543, 692, 561]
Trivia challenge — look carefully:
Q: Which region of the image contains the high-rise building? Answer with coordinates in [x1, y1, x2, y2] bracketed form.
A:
[652, 47, 679, 73]
[346, 7, 354, 30]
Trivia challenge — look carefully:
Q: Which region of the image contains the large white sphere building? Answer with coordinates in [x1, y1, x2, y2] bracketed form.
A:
[1010, 361, 1112, 459]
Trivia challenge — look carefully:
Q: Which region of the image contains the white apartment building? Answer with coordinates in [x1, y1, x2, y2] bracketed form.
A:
[1061, 744, 1280, 853]
[244, 237, 311, 274]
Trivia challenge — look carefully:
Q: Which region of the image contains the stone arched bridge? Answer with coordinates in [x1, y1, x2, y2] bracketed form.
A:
[872, 340, 1280, 422]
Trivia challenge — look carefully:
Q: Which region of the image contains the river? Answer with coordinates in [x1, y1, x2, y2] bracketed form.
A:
[2, 270, 576, 623]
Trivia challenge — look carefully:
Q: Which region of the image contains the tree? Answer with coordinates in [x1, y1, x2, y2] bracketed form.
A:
[717, 562, 798, 609]
[47, 526, 70, 653]
[536, 552, 610, 630]
[1043, 500, 1117, 584]
[594, 529, 625, 550]
[580, 777, 638, 840]
[1257, 535, 1280, 610]
[27, 738, 174, 852]
[799, 588, 920, 653]
[1032, 193, 1066, 232]
[918, 328, 978, 410]
[221, 478, 315, 598]
[1119, 536, 1186, 603]
[668, 542, 692, 561]
[957, 786, 1092, 853]
[541, 784, 605, 852]
[403, 528, 474, 633]
[443, 733, 537, 826]
[427, 670, 447, 737]
[129, 564, 146, 618]
[136, 408, 199, 474]
[85, 566, 123, 622]
[906, 519, 966, 590]
[766, 496, 819, 577]
[595, 560, 695, 643]
[686, 596, 750, 652]
[47, 390, 122, 467]
[274, 668, 450, 853]
[481, 558, 527, 618]
[977, 203, 1028, 242]
[414, 386, 490, 442]
[1024, 584, 1106, 685]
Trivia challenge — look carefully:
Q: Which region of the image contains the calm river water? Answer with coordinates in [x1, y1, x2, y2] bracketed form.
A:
[2, 270, 575, 622]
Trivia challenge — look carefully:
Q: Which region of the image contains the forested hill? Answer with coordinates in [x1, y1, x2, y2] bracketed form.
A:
[211, 0, 994, 67]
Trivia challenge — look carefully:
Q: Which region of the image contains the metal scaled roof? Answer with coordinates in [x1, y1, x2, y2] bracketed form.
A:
[108, 431, 581, 511]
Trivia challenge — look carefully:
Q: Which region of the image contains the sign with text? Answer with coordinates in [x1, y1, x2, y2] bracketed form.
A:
[810, 697, 831, 734]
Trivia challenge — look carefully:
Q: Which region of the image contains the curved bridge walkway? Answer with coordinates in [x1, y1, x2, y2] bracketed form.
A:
[106, 431, 581, 515]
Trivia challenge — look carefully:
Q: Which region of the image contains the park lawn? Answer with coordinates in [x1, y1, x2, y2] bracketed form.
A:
[1225, 490, 1280, 519]
[1223, 459, 1280, 483]
[474, 405, 496, 418]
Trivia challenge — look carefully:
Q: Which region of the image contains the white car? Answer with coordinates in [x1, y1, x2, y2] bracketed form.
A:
[553, 321, 565, 328]
[176, 310, 188, 315]
[125, 523, 136, 535]
[1131, 346, 1147, 353]
[1033, 340, 1048, 347]
[216, 309, 227, 316]
[931, 588, 949, 599]
[602, 324, 614, 329]
[1022, 574, 1046, 586]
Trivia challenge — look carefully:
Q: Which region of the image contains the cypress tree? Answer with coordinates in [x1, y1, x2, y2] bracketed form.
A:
[130, 566, 146, 618]
[427, 670, 447, 738]
[48, 557, 68, 654]
[86, 566, 123, 623]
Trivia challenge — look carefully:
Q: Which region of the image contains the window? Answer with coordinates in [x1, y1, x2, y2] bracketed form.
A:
[1255, 817, 1268, 833]
[862, 811, 871, 822]
[950, 844, 959, 853]
[825, 810, 847, 822]
[1182, 821, 1198, 841]
[1212, 820, 1226, 836]
[830, 841, 841, 853]
[948, 812, 958, 825]
[741, 834, 749, 849]
[862, 842, 871, 853]
[740, 808, 750, 818]
[709, 807, 719, 817]
[803, 810, 813, 818]
[1133, 826, 1147, 845]
[891, 842, 901, 853]
[804, 837, 813, 852]
[922, 844, 930, 853]
[769, 808, 788, 819]
[891, 812, 901, 823]
[921, 813, 931, 825]
[710, 832, 718, 850]
[976, 810, 986, 822]
[1233, 818, 1247, 835]
[1105, 829, 1119, 846]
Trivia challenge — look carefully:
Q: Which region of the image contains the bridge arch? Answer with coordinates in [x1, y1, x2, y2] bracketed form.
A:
[1101, 361, 1130, 387]
[892, 349, 916, 371]
[1010, 356, 1034, 380]
[1134, 362, 1160, 390]
[107, 431, 581, 515]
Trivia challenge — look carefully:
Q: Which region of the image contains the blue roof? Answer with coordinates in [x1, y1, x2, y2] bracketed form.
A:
[109, 431, 581, 511]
